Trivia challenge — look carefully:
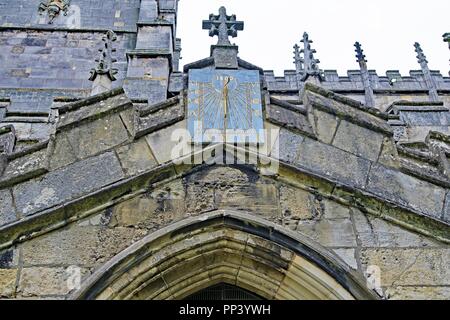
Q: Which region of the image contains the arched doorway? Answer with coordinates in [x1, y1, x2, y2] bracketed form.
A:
[72, 210, 379, 300]
[185, 283, 263, 301]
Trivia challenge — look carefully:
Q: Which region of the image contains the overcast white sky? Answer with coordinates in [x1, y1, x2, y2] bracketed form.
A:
[177, 0, 450, 76]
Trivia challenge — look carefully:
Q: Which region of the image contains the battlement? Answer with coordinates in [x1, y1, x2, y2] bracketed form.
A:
[264, 69, 450, 93]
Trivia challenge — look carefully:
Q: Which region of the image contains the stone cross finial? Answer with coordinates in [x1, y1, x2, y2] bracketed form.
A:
[414, 42, 439, 102]
[299, 32, 322, 81]
[202, 6, 244, 46]
[354, 42, 375, 108]
[89, 30, 118, 96]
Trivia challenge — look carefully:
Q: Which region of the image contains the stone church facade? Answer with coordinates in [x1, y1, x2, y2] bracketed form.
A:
[0, 0, 449, 300]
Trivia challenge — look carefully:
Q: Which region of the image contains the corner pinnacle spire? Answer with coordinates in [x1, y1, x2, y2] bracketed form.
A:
[354, 41, 375, 108]
[89, 30, 118, 96]
[298, 32, 322, 81]
[414, 42, 439, 102]
[293, 44, 303, 75]
[354, 42, 367, 63]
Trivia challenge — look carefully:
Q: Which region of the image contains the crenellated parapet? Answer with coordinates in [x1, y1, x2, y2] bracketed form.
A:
[264, 69, 450, 94]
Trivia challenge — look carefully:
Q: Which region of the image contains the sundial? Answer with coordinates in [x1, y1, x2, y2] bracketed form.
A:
[187, 7, 264, 145]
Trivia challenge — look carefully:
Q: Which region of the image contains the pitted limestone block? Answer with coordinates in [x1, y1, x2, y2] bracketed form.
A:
[196, 166, 249, 184]
[0, 189, 16, 227]
[296, 137, 372, 189]
[385, 286, 450, 300]
[22, 225, 147, 268]
[367, 164, 446, 219]
[271, 128, 304, 164]
[145, 120, 187, 164]
[185, 167, 279, 217]
[360, 249, 450, 287]
[116, 138, 157, 176]
[65, 113, 129, 160]
[352, 209, 440, 248]
[280, 186, 317, 220]
[18, 267, 89, 297]
[0, 269, 17, 298]
[309, 108, 339, 144]
[297, 219, 357, 248]
[322, 199, 351, 219]
[332, 120, 384, 162]
[112, 197, 162, 228]
[185, 183, 216, 214]
[13, 152, 124, 216]
[111, 181, 186, 229]
[1, 149, 47, 186]
[215, 182, 279, 218]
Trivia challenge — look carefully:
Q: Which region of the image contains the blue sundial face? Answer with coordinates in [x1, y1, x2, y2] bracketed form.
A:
[187, 69, 264, 144]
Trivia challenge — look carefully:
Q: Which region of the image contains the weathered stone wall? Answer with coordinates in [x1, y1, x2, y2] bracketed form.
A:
[0, 0, 448, 301]
[0, 85, 448, 300]
[0, 165, 448, 299]
[0, 0, 141, 31]
[0, 30, 135, 113]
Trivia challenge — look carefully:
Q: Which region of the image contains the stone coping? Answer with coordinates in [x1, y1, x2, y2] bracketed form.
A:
[305, 83, 389, 120]
[56, 88, 125, 114]
[269, 97, 307, 115]
[139, 95, 181, 117]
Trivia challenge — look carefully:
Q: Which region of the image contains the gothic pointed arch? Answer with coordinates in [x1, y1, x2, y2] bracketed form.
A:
[72, 211, 379, 300]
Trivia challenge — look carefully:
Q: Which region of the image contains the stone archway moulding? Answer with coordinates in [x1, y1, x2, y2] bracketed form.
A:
[71, 210, 380, 300]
